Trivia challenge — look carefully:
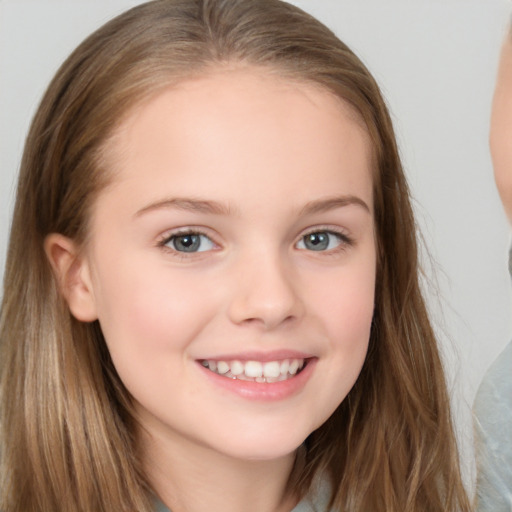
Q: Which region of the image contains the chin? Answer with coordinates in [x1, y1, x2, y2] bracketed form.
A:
[207, 425, 313, 463]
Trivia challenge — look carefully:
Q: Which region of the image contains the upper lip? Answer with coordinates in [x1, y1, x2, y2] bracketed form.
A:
[196, 350, 315, 362]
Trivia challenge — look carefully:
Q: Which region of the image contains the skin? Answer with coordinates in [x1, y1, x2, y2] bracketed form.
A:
[490, 30, 512, 223]
[47, 68, 376, 512]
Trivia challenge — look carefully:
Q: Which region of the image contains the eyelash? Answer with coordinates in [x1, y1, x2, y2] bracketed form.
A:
[157, 227, 354, 258]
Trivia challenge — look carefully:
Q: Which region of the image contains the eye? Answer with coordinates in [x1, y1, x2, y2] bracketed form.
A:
[296, 230, 346, 251]
[164, 232, 216, 253]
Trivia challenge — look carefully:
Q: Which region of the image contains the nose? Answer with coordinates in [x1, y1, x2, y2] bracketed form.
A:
[227, 251, 304, 330]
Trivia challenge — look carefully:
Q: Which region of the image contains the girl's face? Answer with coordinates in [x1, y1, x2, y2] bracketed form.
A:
[71, 69, 376, 462]
[491, 32, 512, 224]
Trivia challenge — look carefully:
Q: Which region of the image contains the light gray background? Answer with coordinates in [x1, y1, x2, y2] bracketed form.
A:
[1, 0, 511, 489]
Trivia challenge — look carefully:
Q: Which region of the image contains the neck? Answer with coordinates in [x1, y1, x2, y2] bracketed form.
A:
[140, 425, 299, 512]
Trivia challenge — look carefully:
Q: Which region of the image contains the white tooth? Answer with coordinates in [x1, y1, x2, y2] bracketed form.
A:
[280, 360, 290, 375]
[255, 376, 266, 383]
[266, 376, 279, 383]
[208, 360, 217, 372]
[263, 361, 280, 378]
[278, 374, 288, 381]
[245, 361, 263, 378]
[230, 360, 244, 375]
[289, 359, 299, 375]
[236, 373, 251, 381]
[217, 361, 229, 374]
[298, 359, 305, 369]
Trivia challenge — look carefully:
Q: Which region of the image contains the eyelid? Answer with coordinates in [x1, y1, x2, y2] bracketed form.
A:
[298, 225, 352, 240]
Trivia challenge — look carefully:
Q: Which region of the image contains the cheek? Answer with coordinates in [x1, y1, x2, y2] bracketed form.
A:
[318, 257, 375, 337]
[295, 257, 375, 433]
[92, 257, 220, 360]
[330, 291, 373, 372]
[310, 254, 376, 380]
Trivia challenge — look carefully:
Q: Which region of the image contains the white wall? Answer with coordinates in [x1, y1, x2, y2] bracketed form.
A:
[1, 0, 510, 487]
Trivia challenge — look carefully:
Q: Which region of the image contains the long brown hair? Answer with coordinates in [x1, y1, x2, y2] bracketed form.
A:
[0, 1, 471, 510]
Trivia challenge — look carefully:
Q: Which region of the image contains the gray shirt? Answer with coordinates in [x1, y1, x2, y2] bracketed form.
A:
[473, 339, 512, 511]
[472, 246, 512, 511]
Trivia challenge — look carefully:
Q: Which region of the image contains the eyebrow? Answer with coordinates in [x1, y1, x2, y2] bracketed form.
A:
[299, 195, 371, 216]
[135, 194, 370, 218]
[135, 197, 233, 217]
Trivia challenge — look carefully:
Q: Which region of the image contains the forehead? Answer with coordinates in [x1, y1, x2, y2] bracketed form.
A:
[106, 67, 368, 153]
[99, 67, 373, 211]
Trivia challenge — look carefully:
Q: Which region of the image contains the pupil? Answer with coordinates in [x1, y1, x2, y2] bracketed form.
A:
[306, 232, 328, 251]
[174, 234, 200, 252]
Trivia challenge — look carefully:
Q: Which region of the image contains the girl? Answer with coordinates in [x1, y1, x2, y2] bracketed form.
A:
[0, 0, 471, 511]
[474, 20, 512, 511]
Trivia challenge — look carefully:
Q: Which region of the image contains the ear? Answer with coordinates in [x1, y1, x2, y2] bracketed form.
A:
[44, 234, 98, 322]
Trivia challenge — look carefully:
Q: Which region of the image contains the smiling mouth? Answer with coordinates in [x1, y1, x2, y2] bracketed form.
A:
[199, 358, 307, 383]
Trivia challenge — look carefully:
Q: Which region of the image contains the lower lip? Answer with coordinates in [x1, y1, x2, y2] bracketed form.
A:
[197, 359, 317, 401]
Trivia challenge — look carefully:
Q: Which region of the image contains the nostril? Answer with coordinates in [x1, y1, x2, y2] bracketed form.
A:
[239, 313, 297, 329]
